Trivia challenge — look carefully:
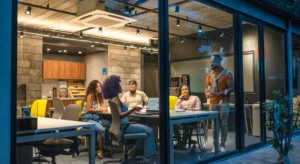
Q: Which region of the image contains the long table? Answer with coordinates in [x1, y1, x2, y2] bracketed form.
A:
[17, 117, 96, 164]
[103, 110, 219, 164]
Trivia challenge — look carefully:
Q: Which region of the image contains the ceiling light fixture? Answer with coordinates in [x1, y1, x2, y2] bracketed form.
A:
[175, 5, 180, 14]
[79, 32, 83, 38]
[136, 29, 140, 35]
[176, 19, 180, 27]
[25, 6, 32, 15]
[180, 37, 184, 43]
[20, 31, 24, 38]
[91, 42, 95, 47]
[46, 48, 50, 51]
[198, 25, 202, 32]
[124, 45, 127, 51]
[151, 49, 153, 54]
[98, 27, 103, 33]
[63, 50, 67, 53]
[78, 51, 82, 54]
[219, 31, 224, 37]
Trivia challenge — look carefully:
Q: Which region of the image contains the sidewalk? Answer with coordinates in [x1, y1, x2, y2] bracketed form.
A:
[211, 135, 300, 164]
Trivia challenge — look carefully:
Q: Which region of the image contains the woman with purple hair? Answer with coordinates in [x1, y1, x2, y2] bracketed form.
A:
[102, 75, 156, 158]
[81, 80, 111, 159]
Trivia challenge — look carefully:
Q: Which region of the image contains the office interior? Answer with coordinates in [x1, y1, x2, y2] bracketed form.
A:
[15, 0, 300, 164]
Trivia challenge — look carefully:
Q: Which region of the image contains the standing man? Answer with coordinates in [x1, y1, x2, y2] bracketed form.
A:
[205, 55, 234, 153]
[121, 80, 148, 109]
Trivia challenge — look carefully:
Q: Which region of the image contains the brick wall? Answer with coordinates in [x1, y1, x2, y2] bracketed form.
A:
[108, 46, 141, 94]
[17, 34, 43, 105]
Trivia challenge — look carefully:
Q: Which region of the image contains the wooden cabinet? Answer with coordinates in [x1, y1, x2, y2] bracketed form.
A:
[43, 60, 86, 80]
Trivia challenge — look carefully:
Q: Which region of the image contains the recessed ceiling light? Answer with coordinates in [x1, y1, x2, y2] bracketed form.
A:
[20, 32, 24, 38]
[78, 51, 82, 54]
[63, 50, 67, 53]
[46, 48, 51, 51]
[58, 50, 62, 53]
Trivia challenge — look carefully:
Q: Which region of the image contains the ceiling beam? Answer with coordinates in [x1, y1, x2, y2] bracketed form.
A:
[18, 1, 77, 16]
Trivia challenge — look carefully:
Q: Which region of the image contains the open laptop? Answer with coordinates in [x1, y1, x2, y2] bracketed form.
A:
[135, 98, 160, 115]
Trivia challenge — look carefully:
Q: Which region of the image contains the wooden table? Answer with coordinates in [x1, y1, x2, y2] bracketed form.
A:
[17, 117, 96, 164]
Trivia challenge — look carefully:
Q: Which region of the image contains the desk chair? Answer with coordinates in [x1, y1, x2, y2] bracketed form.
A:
[36, 104, 81, 164]
[52, 98, 64, 119]
[76, 100, 84, 119]
[169, 96, 178, 110]
[31, 99, 47, 117]
[104, 101, 148, 164]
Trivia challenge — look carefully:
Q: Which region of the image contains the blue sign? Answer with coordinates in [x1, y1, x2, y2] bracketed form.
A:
[102, 68, 107, 75]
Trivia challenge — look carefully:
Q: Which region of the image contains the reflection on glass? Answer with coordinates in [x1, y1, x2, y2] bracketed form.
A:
[242, 22, 262, 147]
[264, 26, 285, 141]
[292, 34, 300, 134]
[169, 1, 235, 163]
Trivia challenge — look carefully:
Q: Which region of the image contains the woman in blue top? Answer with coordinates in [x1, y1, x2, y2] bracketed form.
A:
[81, 80, 111, 159]
[102, 75, 156, 158]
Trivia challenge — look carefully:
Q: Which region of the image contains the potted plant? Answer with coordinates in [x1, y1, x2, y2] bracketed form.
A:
[263, 90, 300, 164]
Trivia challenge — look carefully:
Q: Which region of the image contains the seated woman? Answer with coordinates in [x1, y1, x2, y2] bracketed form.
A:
[81, 80, 111, 159]
[174, 84, 201, 149]
[101, 75, 156, 158]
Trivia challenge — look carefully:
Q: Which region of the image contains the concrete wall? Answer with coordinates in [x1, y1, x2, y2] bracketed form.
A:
[108, 46, 141, 94]
[17, 34, 43, 105]
[84, 52, 108, 88]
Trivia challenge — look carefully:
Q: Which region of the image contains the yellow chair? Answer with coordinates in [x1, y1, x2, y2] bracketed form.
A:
[169, 96, 178, 110]
[76, 100, 84, 118]
[31, 99, 48, 117]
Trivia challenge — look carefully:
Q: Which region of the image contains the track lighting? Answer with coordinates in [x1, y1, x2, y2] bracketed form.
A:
[180, 37, 184, 43]
[79, 32, 83, 38]
[219, 31, 224, 37]
[124, 45, 127, 51]
[175, 5, 180, 13]
[98, 27, 103, 33]
[136, 29, 140, 35]
[20, 32, 24, 38]
[177, 19, 180, 27]
[151, 49, 153, 54]
[198, 25, 202, 32]
[25, 6, 31, 15]
[91, 42, 95, 47]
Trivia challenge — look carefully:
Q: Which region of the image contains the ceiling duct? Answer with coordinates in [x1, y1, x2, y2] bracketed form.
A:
[70, 0, 137, 28]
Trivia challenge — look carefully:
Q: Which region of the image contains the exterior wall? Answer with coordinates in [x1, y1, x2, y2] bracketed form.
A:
[108, 46, 141, 94]
[17, 34, 43, 105]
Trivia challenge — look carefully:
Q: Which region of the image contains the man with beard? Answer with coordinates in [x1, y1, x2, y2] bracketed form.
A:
[204, 54, 234, 153]
[121, 80, 148, 109]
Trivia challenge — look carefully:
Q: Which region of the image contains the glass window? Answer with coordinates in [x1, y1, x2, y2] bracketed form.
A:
[168, 1, 235, 163]
[264, 25, 286, 140]
[292, 34, 300, 134]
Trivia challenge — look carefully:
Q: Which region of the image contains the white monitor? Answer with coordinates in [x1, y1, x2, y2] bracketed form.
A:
[147, 98, 159, 111]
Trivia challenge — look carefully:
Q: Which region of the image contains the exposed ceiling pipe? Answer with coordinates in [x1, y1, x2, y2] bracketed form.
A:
[17, 25, 158, 51]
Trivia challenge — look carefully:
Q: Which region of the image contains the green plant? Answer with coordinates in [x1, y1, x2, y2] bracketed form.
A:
[263, 90, 300, 164]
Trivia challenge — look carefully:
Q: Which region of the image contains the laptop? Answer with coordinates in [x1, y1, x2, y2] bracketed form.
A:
[135, 98, 160, 115]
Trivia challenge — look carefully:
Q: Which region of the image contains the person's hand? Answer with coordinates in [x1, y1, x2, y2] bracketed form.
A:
[132, 106, 142, 111]
[99, 106, 107, 112]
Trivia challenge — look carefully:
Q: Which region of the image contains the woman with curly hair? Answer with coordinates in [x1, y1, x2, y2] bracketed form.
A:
[102, 75, 156, 158]
[81, 79, 111, 159]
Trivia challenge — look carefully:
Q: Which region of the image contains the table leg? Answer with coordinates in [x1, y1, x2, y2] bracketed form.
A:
[89, 130, 95, 164]
[214, 115, 219, 156]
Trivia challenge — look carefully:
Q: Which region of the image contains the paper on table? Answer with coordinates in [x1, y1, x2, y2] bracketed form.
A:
[140, 108, 147, 113]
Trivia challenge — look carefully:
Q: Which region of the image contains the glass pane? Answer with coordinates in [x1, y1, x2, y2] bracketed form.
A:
[242, 21, 261, 147]
[292, 34, 300, 134]
[17, 0, 160, 163]
[264, 26, 285, 141]
[168, 1, 235, 163]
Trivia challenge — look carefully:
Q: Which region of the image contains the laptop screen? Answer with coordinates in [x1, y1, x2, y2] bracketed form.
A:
[147, 98, 159, 111]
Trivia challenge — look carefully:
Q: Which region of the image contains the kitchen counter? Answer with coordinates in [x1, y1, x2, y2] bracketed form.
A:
[45, 98, 84, 117]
